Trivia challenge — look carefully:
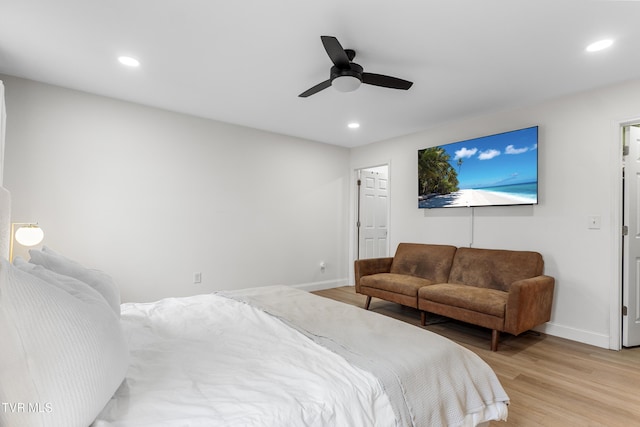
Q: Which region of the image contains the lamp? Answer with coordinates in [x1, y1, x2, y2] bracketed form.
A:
[9, 223, 44, 262]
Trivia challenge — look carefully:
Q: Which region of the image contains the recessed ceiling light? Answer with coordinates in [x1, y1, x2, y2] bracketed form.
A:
[586, 39, 614, 53]
[118, 56, 140, 67]
[348, 122, 360, 129]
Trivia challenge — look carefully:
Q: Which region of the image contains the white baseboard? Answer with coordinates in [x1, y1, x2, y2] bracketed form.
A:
[535, 322, 611, 349]
[293, 279, 349, 292]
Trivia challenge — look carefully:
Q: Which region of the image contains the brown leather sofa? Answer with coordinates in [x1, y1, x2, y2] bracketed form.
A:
[354, 243, 555, 351]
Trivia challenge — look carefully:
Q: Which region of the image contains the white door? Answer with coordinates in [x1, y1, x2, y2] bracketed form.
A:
[358, 168, 389, 259]
[623, 125, 640, 347]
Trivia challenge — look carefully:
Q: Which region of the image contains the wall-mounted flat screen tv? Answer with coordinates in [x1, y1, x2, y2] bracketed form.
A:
[418, 126, 538, 208]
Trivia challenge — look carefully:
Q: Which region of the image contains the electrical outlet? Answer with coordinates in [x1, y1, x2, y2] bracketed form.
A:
[320, 261, 326, 271]
[193, 272, 202, 283]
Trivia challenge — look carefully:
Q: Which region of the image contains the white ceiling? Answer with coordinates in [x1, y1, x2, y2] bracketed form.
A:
[1, 0, 639, 148]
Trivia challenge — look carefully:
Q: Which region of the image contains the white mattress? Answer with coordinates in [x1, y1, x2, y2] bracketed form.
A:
[92, 292, 397, 427]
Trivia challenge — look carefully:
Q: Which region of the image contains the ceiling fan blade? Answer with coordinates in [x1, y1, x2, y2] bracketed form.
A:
[299, 79, 332, 97]
[321, 36, 351, 69]
[362, 73, 413, 90]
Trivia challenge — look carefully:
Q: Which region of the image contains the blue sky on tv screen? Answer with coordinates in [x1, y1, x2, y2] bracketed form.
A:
[440, 126, 538, 189]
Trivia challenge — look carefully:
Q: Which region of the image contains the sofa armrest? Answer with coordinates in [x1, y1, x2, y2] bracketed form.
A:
[504, 275, 555, 335]
[354, 257, 394, 292]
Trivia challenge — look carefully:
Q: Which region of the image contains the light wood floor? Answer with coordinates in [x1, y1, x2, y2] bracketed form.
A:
[313, 286, 640, 427]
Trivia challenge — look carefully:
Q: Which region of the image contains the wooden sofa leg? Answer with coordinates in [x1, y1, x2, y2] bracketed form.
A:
[364, 296, 372, 310]
[420, 311, 426, 326]
[491, 330, 500, 352]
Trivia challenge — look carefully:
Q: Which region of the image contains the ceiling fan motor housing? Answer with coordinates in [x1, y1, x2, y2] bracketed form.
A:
[330, 63, 363, 81]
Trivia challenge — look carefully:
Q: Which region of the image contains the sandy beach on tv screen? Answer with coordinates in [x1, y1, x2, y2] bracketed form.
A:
[425, 189, 534, 208]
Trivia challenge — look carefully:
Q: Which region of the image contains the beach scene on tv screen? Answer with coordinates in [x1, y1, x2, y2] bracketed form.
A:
[418, 126, 538, 208]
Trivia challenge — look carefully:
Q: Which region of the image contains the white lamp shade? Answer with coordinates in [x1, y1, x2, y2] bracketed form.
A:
[15, 226, 44, 246]
[332, 75, 361, 92]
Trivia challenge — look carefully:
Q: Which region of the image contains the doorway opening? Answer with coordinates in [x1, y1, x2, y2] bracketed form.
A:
[621, 123, 640, 348]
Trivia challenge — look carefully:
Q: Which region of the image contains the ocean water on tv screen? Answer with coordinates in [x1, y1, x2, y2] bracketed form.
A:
[476, 182, 537, 202]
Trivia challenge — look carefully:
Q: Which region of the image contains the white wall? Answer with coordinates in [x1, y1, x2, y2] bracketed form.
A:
[350, 79, 640, 349]
[2, 75, 351, 302]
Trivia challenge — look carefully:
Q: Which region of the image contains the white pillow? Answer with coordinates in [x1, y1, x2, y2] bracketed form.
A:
[12, 255, 33, 270]
[14, 258, 107, 307]
[0, 257, 129, 427]
[29, 246, 121, 315]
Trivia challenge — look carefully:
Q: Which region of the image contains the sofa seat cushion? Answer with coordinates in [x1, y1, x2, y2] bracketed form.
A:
[360, 273, 434, 297]
[418, 283, 508, 318]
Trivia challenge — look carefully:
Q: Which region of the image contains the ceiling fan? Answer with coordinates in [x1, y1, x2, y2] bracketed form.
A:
[299, 36, 413, 98]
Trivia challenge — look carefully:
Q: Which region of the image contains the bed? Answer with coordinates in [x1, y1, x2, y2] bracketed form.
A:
[0, 187, 509, 427]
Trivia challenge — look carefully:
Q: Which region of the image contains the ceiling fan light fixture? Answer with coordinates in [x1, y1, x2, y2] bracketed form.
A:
[332, 75, 362, 92]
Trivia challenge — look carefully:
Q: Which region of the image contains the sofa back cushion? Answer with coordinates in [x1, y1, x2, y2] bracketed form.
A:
[390, 243, 457, 282]
[448, 247, 544, 291]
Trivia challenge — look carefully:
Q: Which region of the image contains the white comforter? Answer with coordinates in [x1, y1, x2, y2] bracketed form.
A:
[93, 286, 508, 427]
[93, 292, 396, 427]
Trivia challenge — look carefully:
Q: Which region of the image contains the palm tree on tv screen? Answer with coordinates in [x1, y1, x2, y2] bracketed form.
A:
[418, 147, 460, 196]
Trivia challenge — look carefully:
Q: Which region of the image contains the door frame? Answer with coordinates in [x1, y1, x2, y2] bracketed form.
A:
[615, 117, 640, 349]
[348, 161, 391, 285]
